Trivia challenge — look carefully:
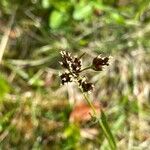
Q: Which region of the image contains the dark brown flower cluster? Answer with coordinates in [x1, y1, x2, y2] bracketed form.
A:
[92, 55, 109, 71]
[60, 51, 110, 92]
[60, 51, 81, 74]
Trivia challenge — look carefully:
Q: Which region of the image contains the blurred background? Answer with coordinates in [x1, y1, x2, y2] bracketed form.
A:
[0, 0, 150, 149]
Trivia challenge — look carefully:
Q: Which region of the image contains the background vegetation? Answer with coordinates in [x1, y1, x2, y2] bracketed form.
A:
[0, 0, 150, 149]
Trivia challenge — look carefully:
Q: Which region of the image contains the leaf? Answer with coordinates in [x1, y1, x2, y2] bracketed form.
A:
[49, 10, 64, 29]
[28, 71, 44, 87]
[0, 74, 10, 99]
[112, 115, 125, 131]
[110, 12, 125, 24]
[98, 110, 117, 150]
[73, 4, 92, 20]
[63, 124, 80, 149]
[41, 0, 50, 9]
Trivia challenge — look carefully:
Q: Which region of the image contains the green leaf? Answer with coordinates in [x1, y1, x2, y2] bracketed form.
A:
[63, 124, 80, 149]
[41, 0, 50, 9]
[0, 74, 10, 99]
[98, 110, 117, 150]
[73, 4, 92, 20]
[110, 12, 125, 24]
[113, 115, 125, 131]
[28, 71, 44, 87]
[49, 10, 64, 29]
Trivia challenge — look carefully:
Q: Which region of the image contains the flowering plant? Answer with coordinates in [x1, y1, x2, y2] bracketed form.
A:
[60, 51, 117, 150]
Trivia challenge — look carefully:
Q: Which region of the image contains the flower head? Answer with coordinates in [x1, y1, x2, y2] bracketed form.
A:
[71, 57, 81, 74]
[92, 55, 109, 71]
[60, 51, 81, 74]
[79, 78, 94, 92]
[60, 51, 73, 69]
[60, 72, 72, 85]
[60, 51, 110, 93]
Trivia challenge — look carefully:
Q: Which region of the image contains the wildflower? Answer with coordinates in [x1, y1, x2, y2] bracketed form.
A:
[71, 57, 81, 74]
[60, 51, 109, 92]
[92, 55, 109, 71]
[79, 79, 94, 92]
[60, 51, 81, 74]
[60, 51, 73, 69]
[60, 72, 72, 85]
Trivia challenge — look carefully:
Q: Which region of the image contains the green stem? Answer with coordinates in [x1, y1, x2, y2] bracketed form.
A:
[82, 92, 117, 150]
[80, 66, 92, 72]
[69, 64, 116, 149]
[78, 52, 86, 59]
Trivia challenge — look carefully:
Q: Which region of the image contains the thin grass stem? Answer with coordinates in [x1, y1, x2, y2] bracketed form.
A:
[81, 91, 117, 150]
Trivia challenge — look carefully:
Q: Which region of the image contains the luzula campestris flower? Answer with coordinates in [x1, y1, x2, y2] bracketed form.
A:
[60, 51, 109, 92]
[92, 55, 109, 71]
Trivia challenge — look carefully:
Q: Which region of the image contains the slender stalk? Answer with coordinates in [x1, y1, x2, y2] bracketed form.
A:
[81, 91, 117, 150]
[78, 52, 86, 59]
[80, 66, 92, 72]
